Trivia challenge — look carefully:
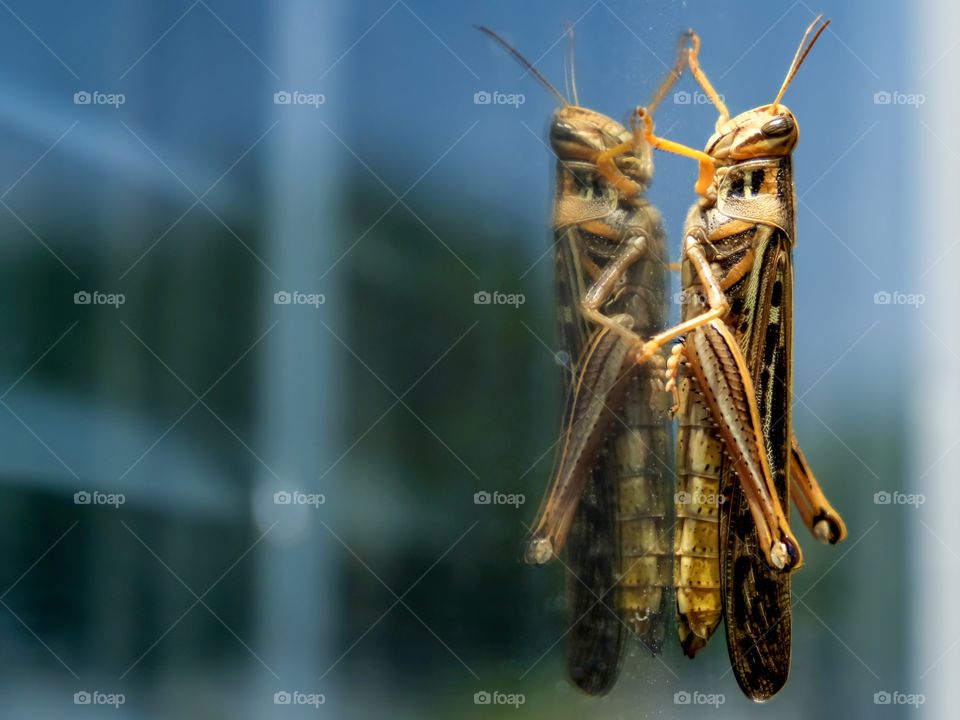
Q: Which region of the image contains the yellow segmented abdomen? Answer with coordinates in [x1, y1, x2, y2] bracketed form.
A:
[615, 360, 672, 651]
[674, 373, 723, 656]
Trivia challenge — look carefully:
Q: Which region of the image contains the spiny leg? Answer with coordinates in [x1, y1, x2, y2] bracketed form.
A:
[685, 319, 802, 572]
[526, 319, 635, 564]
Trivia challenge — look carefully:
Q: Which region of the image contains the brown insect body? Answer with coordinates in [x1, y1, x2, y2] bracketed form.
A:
[640, 17, 848, 700]
[550, 113, 673, 692]
[681, 151, 798, 697]
[478, 26, 684, 695]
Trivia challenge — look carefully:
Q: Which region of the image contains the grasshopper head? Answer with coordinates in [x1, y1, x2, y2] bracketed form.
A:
[705, 105, 799, 162]
[703, 15, 829, 165]
[550, 106, 653, 187]
[477, 26, 655, 190]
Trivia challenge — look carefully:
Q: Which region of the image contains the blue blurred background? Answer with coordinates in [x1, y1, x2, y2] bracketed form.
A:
[0, 0, 951, 717]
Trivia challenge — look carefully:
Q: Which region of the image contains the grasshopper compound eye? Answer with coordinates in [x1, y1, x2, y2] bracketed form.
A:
[761, 115, 795, 137]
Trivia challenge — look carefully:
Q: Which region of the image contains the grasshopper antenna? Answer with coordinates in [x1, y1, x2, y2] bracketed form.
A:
[771, 15, 830, 113]
[477, 26, 569, 105]
[564, 23, 580, 106]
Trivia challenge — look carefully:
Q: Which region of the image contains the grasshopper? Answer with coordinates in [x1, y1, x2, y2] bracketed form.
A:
[635, 17, 848, 700]
[479, 26, 685, 694]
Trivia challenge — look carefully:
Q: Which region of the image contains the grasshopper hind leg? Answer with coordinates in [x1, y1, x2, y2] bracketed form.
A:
[790, 436, 847, 544]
